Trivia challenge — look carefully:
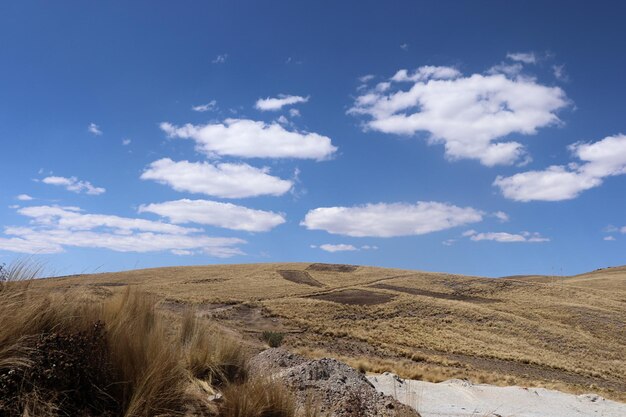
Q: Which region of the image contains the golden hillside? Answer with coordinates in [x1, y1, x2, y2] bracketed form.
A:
[504, 265, 626, 292]
[34, 263, 626, 402]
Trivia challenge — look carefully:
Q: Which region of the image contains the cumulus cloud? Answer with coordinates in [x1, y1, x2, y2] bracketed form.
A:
[16, 194, 34, 201]
[122, 138, 131, 146]
[0, 205, 245, 257]
[494, 134, 626, 201]
[41, 176, 106, 195]
[138, 199, 286, 232]
[349, 65, 568, 166]
[88, 123, 102, 136]
[192, 101, 217, 112]
[141, 158, 292, 198]
[319, 244, 358, 252]
[255, 94, 309, 111]
[463, 229, 549, 243]
[18, 205, 196, 234]
[301, 202, 483, 237]
[160, 119, 336, 161]
[604, 236, 616, 241]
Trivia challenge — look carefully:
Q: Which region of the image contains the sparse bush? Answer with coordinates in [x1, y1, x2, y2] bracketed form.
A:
[262, 331, 284, 348]
[0, 282, 190, 416]
[182, 307, 248, 386]
[220, 377, 296, 417]
[0, 262, 304, 417]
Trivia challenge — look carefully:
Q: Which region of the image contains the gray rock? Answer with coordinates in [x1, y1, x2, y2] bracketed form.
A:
[250, 348, 421, 417]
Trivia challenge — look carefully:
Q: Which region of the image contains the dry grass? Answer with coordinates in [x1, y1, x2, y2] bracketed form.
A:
[25, 262, 626, 403]
[220, 377, 296, 417]
[0, 263, 303, 417]
[508, 265, 626, 293]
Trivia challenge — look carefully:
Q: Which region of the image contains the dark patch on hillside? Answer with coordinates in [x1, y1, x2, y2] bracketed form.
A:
[371, 283, 498, 303]
[306, 263, 358, 272]
[278, 270, 324, 287]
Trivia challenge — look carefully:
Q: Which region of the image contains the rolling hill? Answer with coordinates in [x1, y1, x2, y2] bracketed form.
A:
[33, 262, 626, 402]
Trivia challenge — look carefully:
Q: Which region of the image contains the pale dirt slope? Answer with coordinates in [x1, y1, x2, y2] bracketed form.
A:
[370, 373, 626, 417]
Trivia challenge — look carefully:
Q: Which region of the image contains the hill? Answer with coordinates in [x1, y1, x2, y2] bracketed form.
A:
[503, 265, 626, 292]
[33, 263, 626, 402]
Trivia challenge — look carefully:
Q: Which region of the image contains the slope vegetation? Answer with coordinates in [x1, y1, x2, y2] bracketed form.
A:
[33, 263, 626, 402]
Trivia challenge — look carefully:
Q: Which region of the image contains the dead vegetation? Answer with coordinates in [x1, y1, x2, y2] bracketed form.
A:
[0, 263, 309, 417]
[20, 262, 626, 404]
[308, 289, 396, 305]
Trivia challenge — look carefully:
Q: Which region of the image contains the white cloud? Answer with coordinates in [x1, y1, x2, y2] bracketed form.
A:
[553, 64, 568, 82]
[141, 158, 293, 198]
[138, 199, 286, 232]
[18, 205, 196, 234]
[361, 245, 378, 250]
[319, 244, 358, 252]
[506, 52, 537, 64]
[192, 100, 217, 112]
[390, 66, 462, 83]
[400, 43, 409, 50]
[16, 194, 33, 201]
[289, 108, 301, 118]
[466, 230, 549, 243]
[487, 62, 524, 77]
[160, 119, 336, 160]
[494, 134, 626, 201]
[359, 74, 375, 83]
[349, 65, 568, 166]
[255, 94, 309, 111]
[88, 123, 102, 136]
[442, 239, 456, 246]
[171, 249, 194, 255]
[493, 211, 510, 222]
[122, 138, 131, 146]
[276, 115, 290, 125]
[604, 236, 616, 241]
[301, 202, 483, 237]
[212, 54, 227, 64]
[0, 205, 245, 257]
[41, 176, 106, 195]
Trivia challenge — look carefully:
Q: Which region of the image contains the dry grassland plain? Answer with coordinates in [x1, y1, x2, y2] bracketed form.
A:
[31, 263, 626, 402]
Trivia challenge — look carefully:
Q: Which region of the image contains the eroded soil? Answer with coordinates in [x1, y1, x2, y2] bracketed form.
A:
[277, 270, 324, 287]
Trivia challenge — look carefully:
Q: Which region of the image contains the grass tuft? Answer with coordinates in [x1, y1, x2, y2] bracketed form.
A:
[221, 377, 296, 417]
[262, 331, 284, 348]
[0, 262, 301, 417]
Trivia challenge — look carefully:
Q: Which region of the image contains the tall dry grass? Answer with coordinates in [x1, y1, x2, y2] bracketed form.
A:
[0, 262, 303, 417]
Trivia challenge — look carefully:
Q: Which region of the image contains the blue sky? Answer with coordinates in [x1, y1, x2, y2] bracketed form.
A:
[1, 1, 625, 277]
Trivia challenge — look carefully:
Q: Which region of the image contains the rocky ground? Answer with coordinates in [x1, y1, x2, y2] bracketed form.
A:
[249, 348, 420, 417]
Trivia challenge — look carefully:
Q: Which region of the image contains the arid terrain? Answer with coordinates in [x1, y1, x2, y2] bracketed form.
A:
[32, 263, 626, 402]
